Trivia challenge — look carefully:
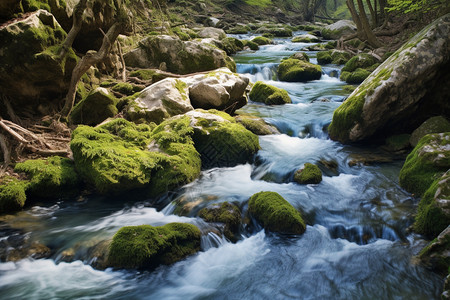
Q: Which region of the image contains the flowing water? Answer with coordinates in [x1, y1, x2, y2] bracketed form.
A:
[0, 33, 444, 299]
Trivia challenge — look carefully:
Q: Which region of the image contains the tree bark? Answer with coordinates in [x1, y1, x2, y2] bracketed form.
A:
[60, 23, 123, 118]
[0, 133, 10, 170]
[58, 0, 88, 59]
[365, 0, 376, 28]
[346, 0, 365, 40]
[356, 0, 383, 48]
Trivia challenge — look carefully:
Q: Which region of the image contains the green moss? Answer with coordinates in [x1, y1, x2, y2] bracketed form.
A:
[294, 163, 322, 184]
[174, 79, 188, 101]
[129, 69, 167, 83]
[328, 67, 393, 143]
[111, 83, 142, 96]
[385, 134, 411, 151]
[340, 71, 350, 82]
[345, 68, 371, 84]
[410, 116, 450, 147]
[189, 110, 260, 169]
[399, 133, 450, 196]
[108, 223, 201, 269]
[251, 36, 272, 45]
[199, 202, 241, 241]
[249, 81, 291, 105]
[248, 191, 306, 234]
[342, 85, 356, 93]
[70, 117, 201, 195]
[342, 54, 378, 73]
[277, 59, 322, 82]
[70, 88, 118, 126]
[292, 36, 319, 43]
[14, 156, 79, 198]
[289, 52, 309, 62]
[317, 51, 332, 65]
[414, 177, 450, 238]
[172, 27, 191, 41]
[242, 40, 259, 51]
[235, 115, 276, 135]
[0, 176, 29, 214]
[226, 26, 250, 34]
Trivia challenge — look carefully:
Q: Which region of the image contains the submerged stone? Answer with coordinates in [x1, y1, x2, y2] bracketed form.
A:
[108, 223, 201, 269]
[198, 202, 241, 242]
[248, 191, 306, 235]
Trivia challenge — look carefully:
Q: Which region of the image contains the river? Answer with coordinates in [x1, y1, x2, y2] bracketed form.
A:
[0, 32, 443, 299]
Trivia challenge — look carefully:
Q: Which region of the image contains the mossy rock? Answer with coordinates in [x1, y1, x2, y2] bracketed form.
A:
[291, 35, 320, 43]
[182, 110, 260, 169]
[342, 53, 378, 73]
[14, 156, 79, 198]
[317, 51, 332, 65]
[111, 82, 143, 96]
[220, 37, 244, 55]
[242, 40, 259, 51]
[410, 116, 450, 147]
[235, 115, 279, 135]
[289, 52, 310, 62]
[198, 202, 241, 242]
[0, 177, 29, 214]
[344, 68, 371, 84]
[385, 134, 411, 152]
[128, 69, 168, 83]
[418, 226, 450, 274]
[248, 191, 306, 235]
[251, 36, 272, 45]
[108, 223, 201, 269]
[294, 163, 322, 184]
[249, 81, 291, 105]
[259, 27, 292, 37]
[277, 59, 322, 82]
[70, 87, 118, 126]
[226, 25, 250, 34]
[70, 117, 201, 195]
[399, 133, 450, 197]
[414, 171, 450, 238]
[329, 50, 352, 65]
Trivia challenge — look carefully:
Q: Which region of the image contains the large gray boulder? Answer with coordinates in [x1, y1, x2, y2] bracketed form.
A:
[197, 27, 226, 40]
[184, 68, 249, 113]
[127, 78, 193, 124]
[124, 35, 236, 74]
[321, 20, 356, 40]
[0, 10, 77, 112]
[328, 14, 450, 143]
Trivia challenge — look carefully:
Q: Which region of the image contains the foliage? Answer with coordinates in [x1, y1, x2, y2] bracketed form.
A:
[387, 0, 450, 14]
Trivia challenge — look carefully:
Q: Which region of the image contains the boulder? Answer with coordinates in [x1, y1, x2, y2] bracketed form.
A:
[341, 68, 371, 84]
[70, 87, 118, 126]
[277, 59, 322, 82]
[328, 14, 450, 143]
[198, 202, 241, 242]
[0, 177, 28, 214]
[317, 50, 352, 65]
[184, 110, 260, 169]
[418, 225, 450, 273]
[321, 20, 356, 40]
[292, 34, 321, 43]
[341, 53, 378, 73]
[197, 27, 226, 40]
[243, 40, 259, 51]
[294, 163, 323, 184]
[251, 36, 273, 45]
[108, 223, 201, 269]
[256, 26, 292, 37]
[249, 81, 292, 105]
[399, 133, 450, 197]
[235, 115, 280, 135]
[289, 52, 310, 62]
[414, 171, 450, 238]
[410, 116, 450, 147]
[70, 118, 201, 195]
[14, 156, 79, 198]
[127, 78, 193, 124]
[185, 68, 249, 113]
[124, 35, 236, 74]
[0, 10, 77, 112]
[248, 191, 306, 234]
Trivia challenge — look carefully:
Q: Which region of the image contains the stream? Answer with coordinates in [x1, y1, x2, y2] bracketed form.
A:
[0, 32, 444, 299]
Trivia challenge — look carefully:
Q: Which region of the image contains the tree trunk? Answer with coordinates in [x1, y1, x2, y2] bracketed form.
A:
[346, 0, 365, 40]
[365, 0, 376, 28]
[356, 0, 383, 48]
[60, 23, 123, 118]
[58, 0, 88, 59]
